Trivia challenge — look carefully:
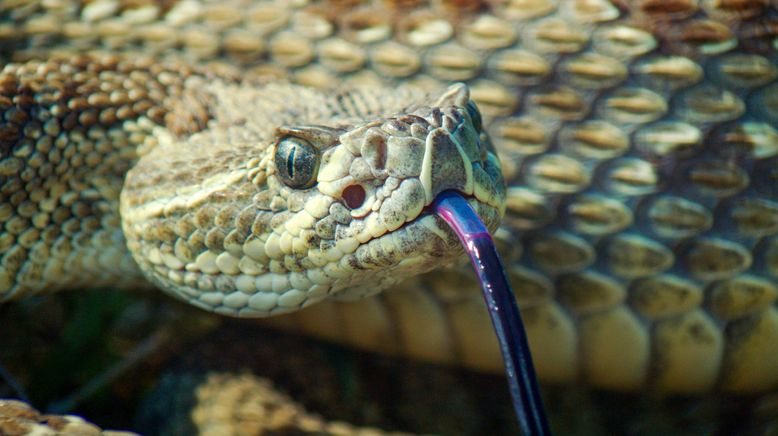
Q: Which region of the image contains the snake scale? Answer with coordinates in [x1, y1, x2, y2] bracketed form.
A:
[2, 0, 778, 417]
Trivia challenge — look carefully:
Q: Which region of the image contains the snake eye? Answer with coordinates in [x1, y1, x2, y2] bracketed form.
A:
[274, 136, 320, 189]
[466, 100, 482, 132]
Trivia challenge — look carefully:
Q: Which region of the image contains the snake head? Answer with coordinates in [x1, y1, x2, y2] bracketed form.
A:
[121, 82, 505, 316]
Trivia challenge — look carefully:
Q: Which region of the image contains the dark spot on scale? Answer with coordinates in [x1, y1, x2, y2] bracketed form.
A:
[304, 233, 320, 246]
[688, 321, 714, 345]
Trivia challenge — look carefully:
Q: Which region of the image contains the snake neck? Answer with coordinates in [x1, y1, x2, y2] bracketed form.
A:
[1, 57, 162, 297]
[0, 56, 256, 298]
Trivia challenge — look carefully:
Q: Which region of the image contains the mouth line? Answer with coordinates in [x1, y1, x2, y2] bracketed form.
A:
[391, 189, 495, 247]
[421, 189, 477, 217]
[343, 186, 500, 263]
[342, 191, 489, 275]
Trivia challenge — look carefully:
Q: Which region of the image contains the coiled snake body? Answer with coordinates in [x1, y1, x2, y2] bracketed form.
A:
[1, 0, 778, 403]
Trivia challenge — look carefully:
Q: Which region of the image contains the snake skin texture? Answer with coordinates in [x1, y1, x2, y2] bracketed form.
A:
[1, 0, 778, 396]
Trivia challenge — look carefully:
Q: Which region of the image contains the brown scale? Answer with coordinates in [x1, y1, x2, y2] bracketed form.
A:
[635, 0, 700, 20]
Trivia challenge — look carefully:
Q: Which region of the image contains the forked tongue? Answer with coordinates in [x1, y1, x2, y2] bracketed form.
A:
[433, 191, 551, 436]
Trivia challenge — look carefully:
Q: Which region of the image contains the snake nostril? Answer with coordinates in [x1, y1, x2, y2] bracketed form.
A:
[342, 184, 366, 209]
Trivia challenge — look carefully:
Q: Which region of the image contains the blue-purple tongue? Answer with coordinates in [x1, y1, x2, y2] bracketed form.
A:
[433, 191, 550, 436]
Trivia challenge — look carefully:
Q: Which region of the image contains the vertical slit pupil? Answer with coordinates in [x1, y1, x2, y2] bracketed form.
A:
[286, 146, 296, 179]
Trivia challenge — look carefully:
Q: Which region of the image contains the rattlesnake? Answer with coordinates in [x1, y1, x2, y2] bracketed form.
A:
[2, 1, 778, 429]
